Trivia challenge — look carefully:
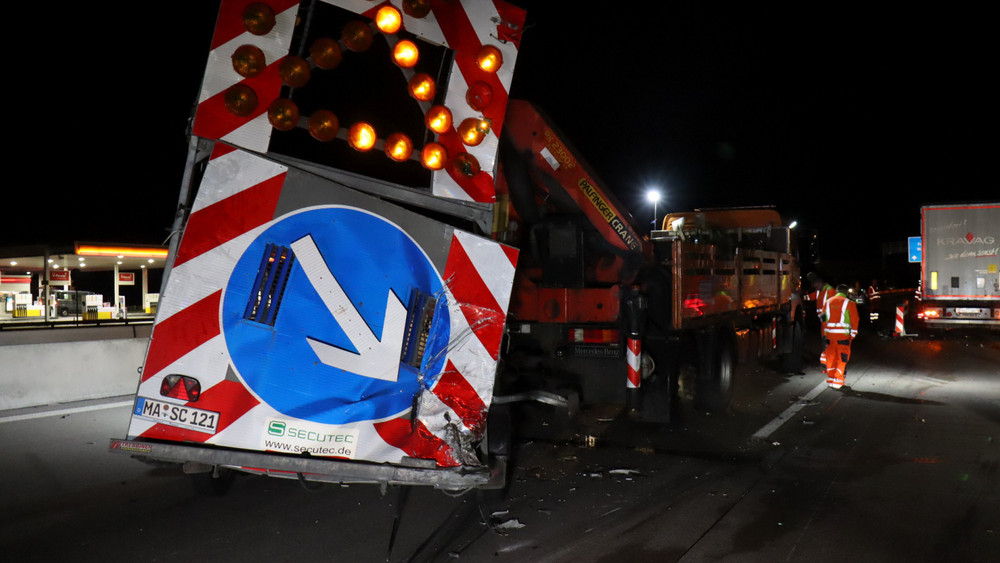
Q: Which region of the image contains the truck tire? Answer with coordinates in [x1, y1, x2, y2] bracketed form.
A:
[696, 330, 734, 413]
[779, 311, 804, 375]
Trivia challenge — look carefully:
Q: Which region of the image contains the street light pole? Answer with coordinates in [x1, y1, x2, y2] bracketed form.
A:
[646, 189, 662, 232]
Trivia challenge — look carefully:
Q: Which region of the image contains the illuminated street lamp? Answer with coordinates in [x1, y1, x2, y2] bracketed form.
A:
[646, 189, 662, 231]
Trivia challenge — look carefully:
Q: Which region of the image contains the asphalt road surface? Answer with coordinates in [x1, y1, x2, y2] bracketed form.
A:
[2, 322, 998, 562]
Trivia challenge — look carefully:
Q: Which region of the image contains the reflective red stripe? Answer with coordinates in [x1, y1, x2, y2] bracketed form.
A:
[173, 172, 285, 267]
[373, 417, 459, 467]
[432, 361, 488, 434]
[141, 290, 223, 382]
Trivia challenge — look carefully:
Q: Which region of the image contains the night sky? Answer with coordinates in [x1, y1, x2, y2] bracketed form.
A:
[11, 2, 995, 283]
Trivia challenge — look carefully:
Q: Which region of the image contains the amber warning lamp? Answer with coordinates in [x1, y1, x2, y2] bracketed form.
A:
[421, 143, 447, 170]
[425, 105, 453, 134]
[393, 40, 420, 68]
[385, 133, 414, 162]
[375, 5, 403, 34]
[476, 45, 503, 73]
[348, 122, 377, 151]
[408, 73, 436, 102]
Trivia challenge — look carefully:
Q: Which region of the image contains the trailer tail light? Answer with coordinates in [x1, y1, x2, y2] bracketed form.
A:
[568, 328, 620, 344]
[160, 375, 201, 402]
[917, 306, 942, 320]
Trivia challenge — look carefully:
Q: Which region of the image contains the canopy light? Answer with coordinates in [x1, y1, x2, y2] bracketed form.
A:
[425, 105, 453, 134]
[348, 122, 377, 151]
[452, 152, 481, 177]
[393, 40, 420, 68]
[243, 2, 276, 36]
[421, 143, 447, 170]
[343, 21, 374, 52]
[402, 0, 431, 18]
[268, 99, 300, 131]
[232, 44, 266, 78]
[458, 117, 491, 146]
[310, 38, 342, 70]
[408, 73, 436, 101]
[375, 5, 403, 34]
[308, 110, 340, 142]
[75, 246, 169, 258]
[385, 132, 414, 162]
[466, 81, 493, 111]
[224, 84, 258, 117]
[279, 56, 311, 88]
[476, 45, 503, 73]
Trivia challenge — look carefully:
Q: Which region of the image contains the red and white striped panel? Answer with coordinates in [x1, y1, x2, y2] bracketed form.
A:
[192, 0, 524, 203]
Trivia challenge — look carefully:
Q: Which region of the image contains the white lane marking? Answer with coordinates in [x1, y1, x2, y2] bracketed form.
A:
[0, 400, 133, 424]
[752, 380, 829, 440]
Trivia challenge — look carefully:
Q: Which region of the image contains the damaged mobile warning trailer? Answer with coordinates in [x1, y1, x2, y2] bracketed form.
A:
[110, 0, 527, 491]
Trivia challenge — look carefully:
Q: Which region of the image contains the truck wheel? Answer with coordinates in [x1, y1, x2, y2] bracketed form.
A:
[58, 308, 69, 317]
[779, 313, 804, 375]
[696, 331, 734, 413]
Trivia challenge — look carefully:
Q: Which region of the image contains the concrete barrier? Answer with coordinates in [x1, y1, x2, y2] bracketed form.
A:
[0, 325, 151, 410]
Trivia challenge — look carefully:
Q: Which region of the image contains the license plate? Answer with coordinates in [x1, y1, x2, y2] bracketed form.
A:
[954, 308, 985, 318]
[133, 397, 220, 434]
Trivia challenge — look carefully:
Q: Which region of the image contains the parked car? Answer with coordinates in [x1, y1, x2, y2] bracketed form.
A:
[52, 290, 94, 317]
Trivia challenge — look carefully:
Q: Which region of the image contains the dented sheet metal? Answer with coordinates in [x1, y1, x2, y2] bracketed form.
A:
[126, 147, 517, 467]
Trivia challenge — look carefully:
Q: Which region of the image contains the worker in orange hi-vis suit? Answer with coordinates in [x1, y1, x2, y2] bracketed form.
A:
[822, 284, 860, 389]
[805, 272, 838, 365]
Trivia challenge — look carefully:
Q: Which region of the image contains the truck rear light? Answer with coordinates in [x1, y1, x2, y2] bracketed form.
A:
[422, 143, 447, 170]
[348, 122, 377, 151]
[408, 73, 436, 101]
[385, 133, 414, 162]
[160, 375, 201, 402]
[917, 306, 942, 319]
[568, 328, 620, 344]
[375, 5, 403, 34]
[393, 40, 420, 68]
[425, 105, 453, 134]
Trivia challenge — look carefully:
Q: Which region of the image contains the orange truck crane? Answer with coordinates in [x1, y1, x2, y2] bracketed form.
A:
[495, 101, 803, 421]
[108, 0, 804, 493]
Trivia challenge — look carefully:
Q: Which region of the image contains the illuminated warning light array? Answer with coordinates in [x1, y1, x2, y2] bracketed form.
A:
[192, 0, 526, 203]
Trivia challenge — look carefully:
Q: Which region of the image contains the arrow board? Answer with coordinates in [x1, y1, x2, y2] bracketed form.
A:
[221, 207, 450, 426]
